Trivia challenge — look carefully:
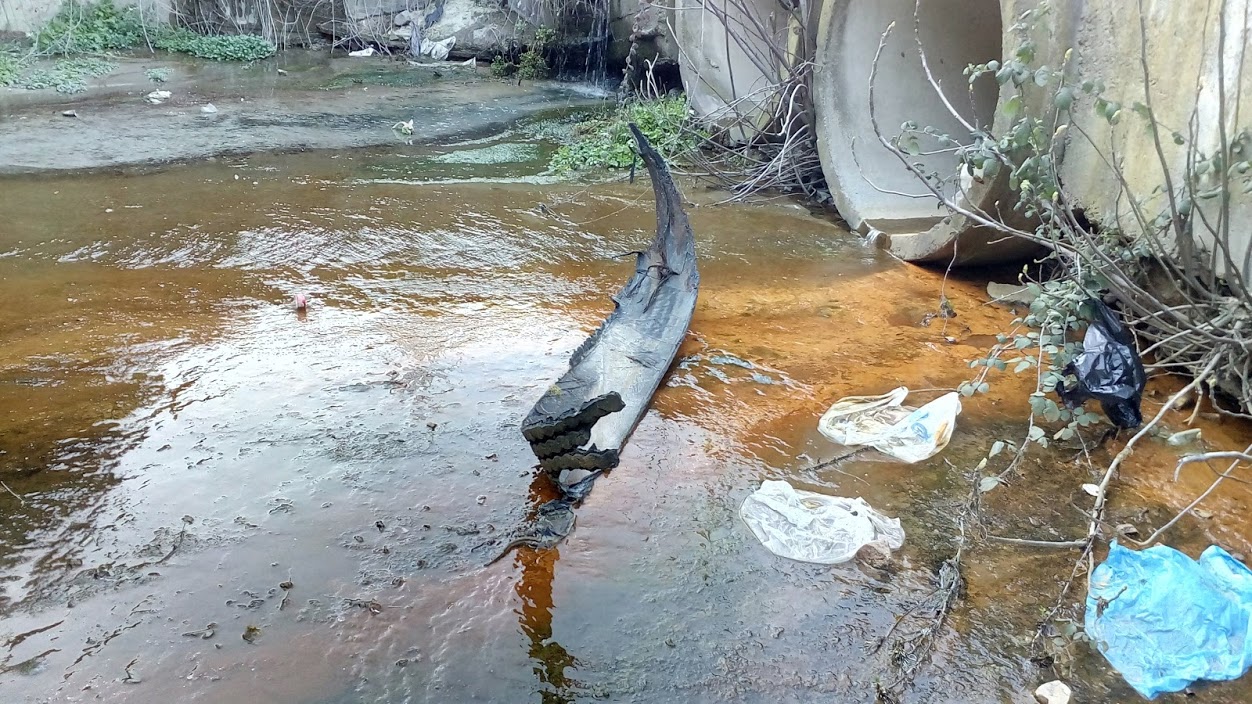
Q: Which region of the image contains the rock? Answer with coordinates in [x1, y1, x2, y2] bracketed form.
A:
[344, 0, 416, 21]
[610, 0, 678, 67]
[395, 10, 416, 26]
[1034, 680, 1071, 704]
[145, 90, 171, 104]
[854, 541, 893, 570]
[201, 103, 218, 114]
[389, 26, 414, 41]
[987, 282, 1038, 306]
[422, 0, 528, 60]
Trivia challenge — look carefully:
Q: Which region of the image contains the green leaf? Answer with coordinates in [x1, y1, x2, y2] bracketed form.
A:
[1028, 425, 1046, 441]
[976, 457, 988, 470]
[1033, 67, 1051, 86]
[1014, 360, 1032, 373]
[979, 476, 1002, 493]
[1054, 86, 1075, 110]
[1173, 131, 1187, 145]
[989, 440, 1005, 458]
[1003, 95, 1023, 121]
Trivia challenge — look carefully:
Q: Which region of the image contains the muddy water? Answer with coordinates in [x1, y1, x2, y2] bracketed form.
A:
[2, 130, 1252, 704]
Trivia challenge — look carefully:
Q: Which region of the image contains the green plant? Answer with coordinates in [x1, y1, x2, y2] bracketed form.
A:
[515, 25, 555, 80]
[18, 56, 116, 93]
[489, 55, 515, 78]
[517, 50, 548, 80]
[0, 51, 23, 86]
[153, 29, 275, 62]
[145, 66, 171, 82]
[550, 97, 702, 172]
[35, 0, 145, 55]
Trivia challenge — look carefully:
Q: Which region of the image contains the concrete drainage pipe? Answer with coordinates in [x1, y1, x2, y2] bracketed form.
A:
[673, 0, 792, 141]
[813, 0, 1042, 266]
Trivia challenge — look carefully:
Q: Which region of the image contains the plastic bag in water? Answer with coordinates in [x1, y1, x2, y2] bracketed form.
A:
[1057, 299, 1146, 428]
[1086, 541, 1252, 699]
[817, 387, 962, 463]
[739, 480, 904, 564]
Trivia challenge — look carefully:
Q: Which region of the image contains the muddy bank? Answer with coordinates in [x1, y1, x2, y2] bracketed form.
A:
[0, 52, 606, 174]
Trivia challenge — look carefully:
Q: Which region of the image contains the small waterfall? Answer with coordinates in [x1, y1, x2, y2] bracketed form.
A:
[550, 0, 612, 87]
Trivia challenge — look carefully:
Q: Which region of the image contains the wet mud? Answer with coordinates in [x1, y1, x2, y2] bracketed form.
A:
[2, 97, 1252, 704]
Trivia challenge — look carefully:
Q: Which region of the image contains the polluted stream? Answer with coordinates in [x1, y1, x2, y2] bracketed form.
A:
[3, 125, 1252, 704]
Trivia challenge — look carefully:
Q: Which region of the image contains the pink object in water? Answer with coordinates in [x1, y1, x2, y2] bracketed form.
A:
[294, 293, 308, 310]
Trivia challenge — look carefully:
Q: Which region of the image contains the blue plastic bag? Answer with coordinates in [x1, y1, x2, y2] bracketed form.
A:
[1086, 541, 1252, 699]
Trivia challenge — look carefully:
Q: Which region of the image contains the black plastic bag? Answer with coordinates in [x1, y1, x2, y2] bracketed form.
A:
[1056, 299, 1147, 429]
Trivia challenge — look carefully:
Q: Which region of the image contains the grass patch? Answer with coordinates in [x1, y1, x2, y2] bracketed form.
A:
[152, 28, 274, 62]
[14, 57, 116, 94]
[145, 66, 171, 82]
[549, 97, 703, 172]
[32, 0, 275, 63]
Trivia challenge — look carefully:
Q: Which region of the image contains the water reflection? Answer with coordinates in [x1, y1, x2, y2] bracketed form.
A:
[512, 474, 581, 702]
[5, 134, 1251, 703]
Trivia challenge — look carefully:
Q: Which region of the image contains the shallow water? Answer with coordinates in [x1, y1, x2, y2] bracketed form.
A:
[2, 126, 1251, 704]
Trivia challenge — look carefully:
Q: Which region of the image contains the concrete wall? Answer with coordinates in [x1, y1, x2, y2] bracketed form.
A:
[2, 0, 65, 33]
[1, 0, 174, 34]
[1048, 0, 1252, 276]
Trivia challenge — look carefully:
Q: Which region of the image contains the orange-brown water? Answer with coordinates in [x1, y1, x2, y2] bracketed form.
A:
[2, 136, 1251, 703]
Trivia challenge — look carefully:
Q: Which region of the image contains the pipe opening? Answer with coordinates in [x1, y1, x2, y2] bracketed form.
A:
[816, 0, 1003, 234]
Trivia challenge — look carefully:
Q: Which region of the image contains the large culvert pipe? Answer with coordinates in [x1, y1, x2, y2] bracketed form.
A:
[813, 0, 1042, 266]
[672, 0, 792, 139]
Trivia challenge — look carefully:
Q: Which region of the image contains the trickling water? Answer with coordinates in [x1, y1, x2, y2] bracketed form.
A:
[549, 0, 613, 86]
[2, 107, 1252, 703]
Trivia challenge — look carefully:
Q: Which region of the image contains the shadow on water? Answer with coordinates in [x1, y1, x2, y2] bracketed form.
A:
[2, 116, 1252, 704]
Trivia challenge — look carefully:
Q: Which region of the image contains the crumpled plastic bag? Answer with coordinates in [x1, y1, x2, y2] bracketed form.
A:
[1057, 298, 1146, 428]
[817, 387, 962, 463]
[739, 479, 904, 564]
[1086, 541, 1252, 699]
[421, 36, 456, 61]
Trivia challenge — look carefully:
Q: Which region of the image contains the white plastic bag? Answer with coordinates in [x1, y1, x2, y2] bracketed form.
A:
[421, 36, 456, 61]
[739, 480, 904, 564]
[817, 387, 961, 463]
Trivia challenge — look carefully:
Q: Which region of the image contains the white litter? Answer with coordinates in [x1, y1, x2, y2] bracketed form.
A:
[817, 387, 962, 463]
[200, 103, 217, 114]
[421, 36, 456, 61]
[740, 480, 904, 564]
[348, 47, 376, 57]
[145, 90, 171, 104]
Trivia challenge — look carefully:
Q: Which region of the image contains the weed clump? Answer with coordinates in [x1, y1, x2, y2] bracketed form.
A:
[153, 29, 275, 62]
[10, 57, 116, 93]
[35, 0, 144, 55]
[490, 26, 554, 81]
[550, 97, 702, 172]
